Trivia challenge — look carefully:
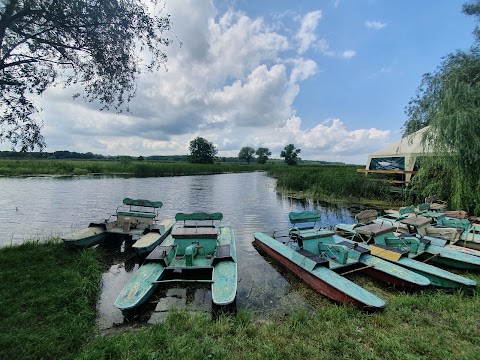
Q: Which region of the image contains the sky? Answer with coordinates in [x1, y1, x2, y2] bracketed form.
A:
[23, 0, 477, 164]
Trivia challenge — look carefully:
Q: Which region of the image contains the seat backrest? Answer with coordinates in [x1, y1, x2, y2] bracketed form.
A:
[289, 211, 321, 227]
[355, 209, 378, 224]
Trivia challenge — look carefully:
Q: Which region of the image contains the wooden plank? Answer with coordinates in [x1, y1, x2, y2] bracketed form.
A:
[172, 227, 218, 239]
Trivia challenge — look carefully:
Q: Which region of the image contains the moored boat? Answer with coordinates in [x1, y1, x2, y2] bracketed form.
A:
[114, 212, 237, 314]
[335, 222, 477, 289]
[253, 211, 433, 311]
[62, 198, 164, 249]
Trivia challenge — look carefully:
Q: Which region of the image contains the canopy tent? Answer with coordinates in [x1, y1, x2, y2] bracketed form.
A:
[359, 126, 432, 184]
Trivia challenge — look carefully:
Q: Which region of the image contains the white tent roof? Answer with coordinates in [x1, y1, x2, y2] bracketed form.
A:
[369, 126, 431, 158]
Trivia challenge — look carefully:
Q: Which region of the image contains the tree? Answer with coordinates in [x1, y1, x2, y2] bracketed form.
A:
[0, 0, 173, 151]
[255, 147, 271, 164]
[238, 146, 255, 164]
[402, 2, 480, 214]
[189, 137, 217, 164]
[280, 144, 301, 165]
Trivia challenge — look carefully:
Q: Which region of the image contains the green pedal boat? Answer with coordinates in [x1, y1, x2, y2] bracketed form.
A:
[335, 221, 477, 289]
[114, 212, 237, 314]
[253, 211, 431, 312]
[62, 198, 165, 249]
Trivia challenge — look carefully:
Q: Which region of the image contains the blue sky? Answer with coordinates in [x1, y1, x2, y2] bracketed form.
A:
[24, 0, 476, 164]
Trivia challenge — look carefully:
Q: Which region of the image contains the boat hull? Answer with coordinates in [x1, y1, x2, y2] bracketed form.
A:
[62, 226, 106, 249]
[212, 227, 237, 306]
[358, 254, 430, 289]
[253, 233, 385, 311]
[132, 219, 175, 256]
[419, 245, 480, 271]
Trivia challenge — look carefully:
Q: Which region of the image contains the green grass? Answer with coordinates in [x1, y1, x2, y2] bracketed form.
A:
[1, 241, 479, 359]
[0, 240, 102, 360]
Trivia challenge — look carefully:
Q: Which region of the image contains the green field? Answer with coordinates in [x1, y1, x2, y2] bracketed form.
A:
[0, 158, 268, 176]
[1, 240, 478, 360]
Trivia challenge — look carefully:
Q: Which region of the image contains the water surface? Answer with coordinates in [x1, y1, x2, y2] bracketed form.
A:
[0, 172, 358, 329]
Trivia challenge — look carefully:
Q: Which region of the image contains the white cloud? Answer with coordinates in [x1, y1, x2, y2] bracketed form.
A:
[296, 10, 322, 54]
[365, 20, 387, 30]
[15, 1, 393, 164]
[219, 117, 391, 164]
[342, 50, 356, 59]
[290, 58, 318, 83]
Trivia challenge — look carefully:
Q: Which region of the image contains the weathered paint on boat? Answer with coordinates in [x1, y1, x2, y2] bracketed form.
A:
[113, 262, 165, 311]
[332, 235, 430, 289]
[447, 244, 480, 257]
[115, 213, 237, 313]
[369, 244, 476, 289]
[416, 244, 480, 271]
[62, 197, 164, 249]
[61, 225, 106, 249]
[458, 232, 480, 251]
[212, 227, 237, 305]
[334, 222, 477, 289]
[253, 231, 385, 311]
[132, 219, 175, 256]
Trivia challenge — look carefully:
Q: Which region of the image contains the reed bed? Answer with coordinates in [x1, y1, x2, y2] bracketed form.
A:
[267, 165, 391, 202]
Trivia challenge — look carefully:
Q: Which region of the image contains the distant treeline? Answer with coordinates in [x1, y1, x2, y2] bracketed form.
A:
[0, 150, 345, 165]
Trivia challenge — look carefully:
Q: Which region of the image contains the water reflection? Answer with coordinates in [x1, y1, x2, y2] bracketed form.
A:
[0, 172, 362, 329]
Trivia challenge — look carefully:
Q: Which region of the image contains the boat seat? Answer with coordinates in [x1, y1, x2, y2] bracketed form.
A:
[172, 227, 218, 239]
[117, 211, 156, 219]
[146, 245, 174, 261]
[336, 241, 369, 254]
[212, 245, 234, 266]
[295, 229, 334, 240]
[296, 249, 329, 266]
[397, 233, 431, 245]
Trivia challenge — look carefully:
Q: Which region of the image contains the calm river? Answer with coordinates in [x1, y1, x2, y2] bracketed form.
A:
[0, 172, 360, 329]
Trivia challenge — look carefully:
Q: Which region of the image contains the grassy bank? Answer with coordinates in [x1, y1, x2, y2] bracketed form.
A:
[1, 241, 479, 359]
[0, 240, 102, 359]
[0, 158, 269, 177]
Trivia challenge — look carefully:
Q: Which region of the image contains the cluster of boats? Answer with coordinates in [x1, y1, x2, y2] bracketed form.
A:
[62, 198, 480, 313]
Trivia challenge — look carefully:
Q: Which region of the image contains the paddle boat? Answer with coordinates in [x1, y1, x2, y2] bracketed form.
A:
[114, 212, 237, 314]
[340, 209, 480, 258]
[62, 198, 170, 249]
[253, 211, 432, 312]
[335, 221, 477, 289]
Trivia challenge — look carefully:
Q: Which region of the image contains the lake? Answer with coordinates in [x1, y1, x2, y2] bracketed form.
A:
[0, 172, 360, 329]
